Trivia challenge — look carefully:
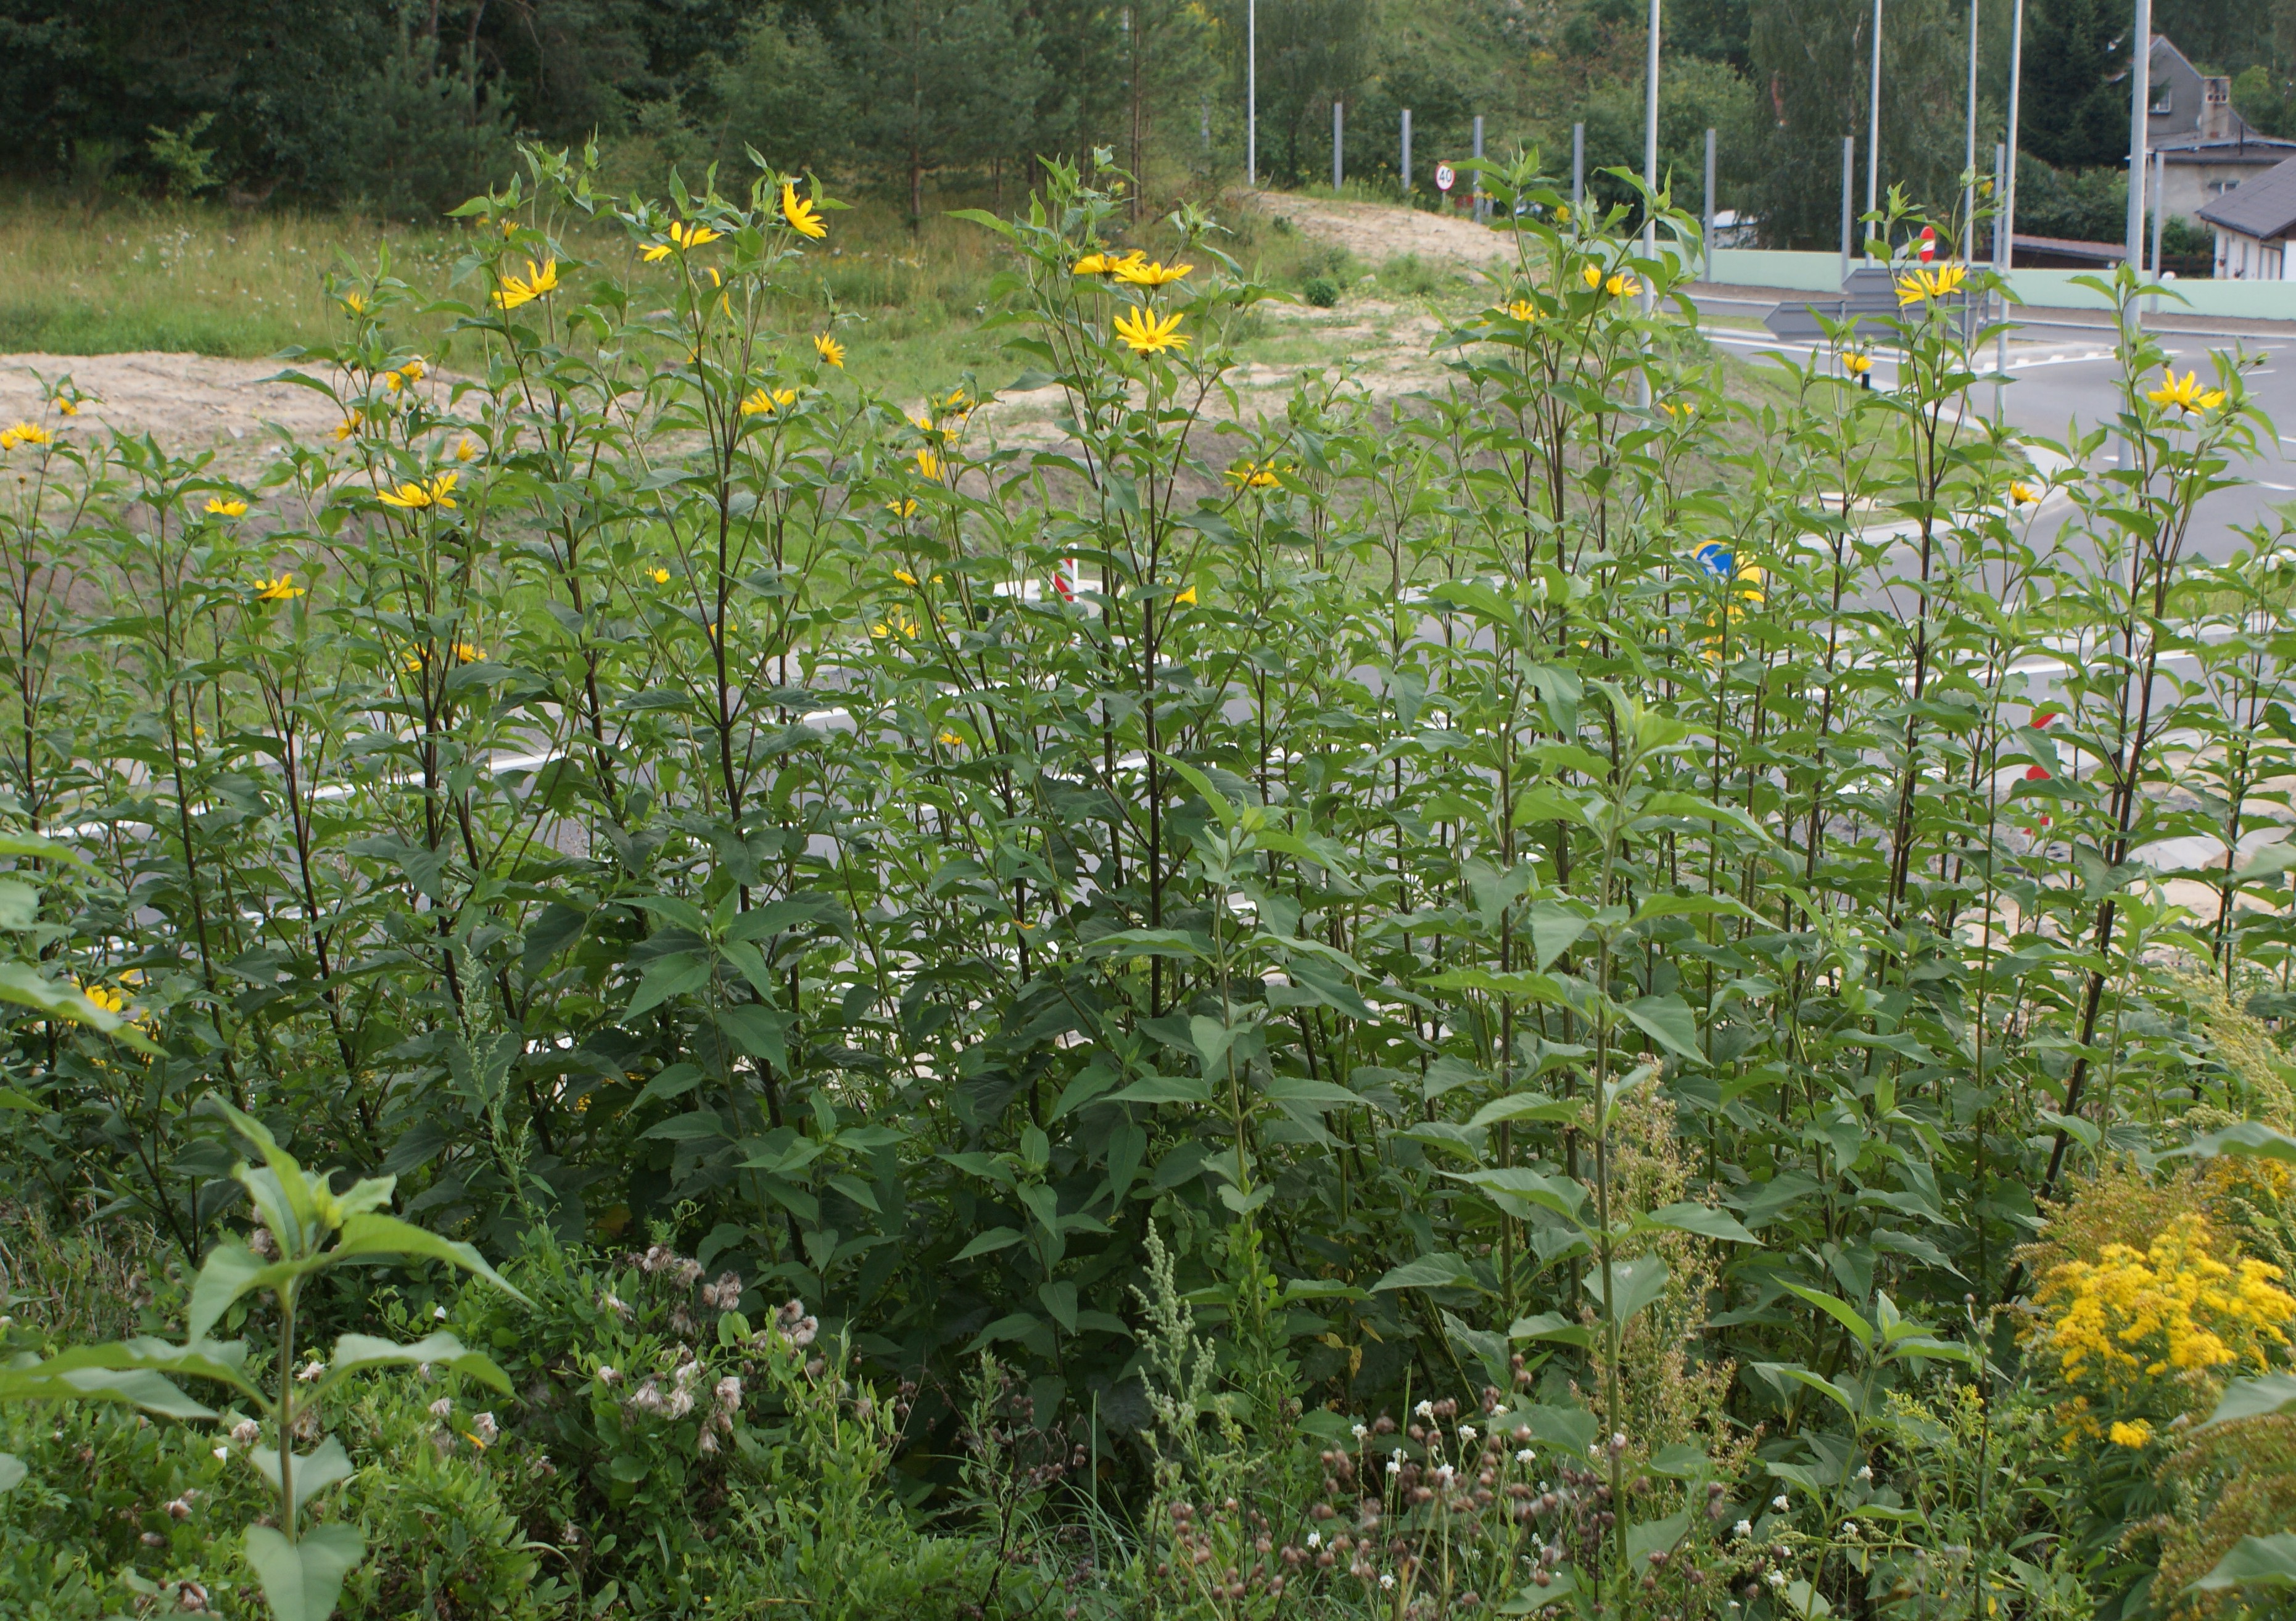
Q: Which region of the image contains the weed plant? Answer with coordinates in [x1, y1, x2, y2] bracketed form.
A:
[0, 144, 2292, 1618]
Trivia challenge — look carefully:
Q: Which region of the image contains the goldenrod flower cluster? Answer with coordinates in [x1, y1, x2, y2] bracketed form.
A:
[2033, 1213, 2296, 1439]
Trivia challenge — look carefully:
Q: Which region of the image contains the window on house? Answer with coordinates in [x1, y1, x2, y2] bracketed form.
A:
[2153, 84, 2174, 113]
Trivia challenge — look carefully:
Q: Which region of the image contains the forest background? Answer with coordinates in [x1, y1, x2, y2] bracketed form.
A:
[8, 0, 2296, 254]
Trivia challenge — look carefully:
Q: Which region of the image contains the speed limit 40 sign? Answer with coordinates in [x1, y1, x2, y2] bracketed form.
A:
[1434, 162, 1456, 193]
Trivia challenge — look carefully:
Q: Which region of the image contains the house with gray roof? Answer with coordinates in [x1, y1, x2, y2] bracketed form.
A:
[2197, 152, 2296, 278]
[2144, 36, 2296, 222]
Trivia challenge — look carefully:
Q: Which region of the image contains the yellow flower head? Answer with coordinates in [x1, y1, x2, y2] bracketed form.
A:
[815, 332, 846, 368]
[1174, 583, 1198, 606]
[886, 498, 919, 519]
[2147, 366, 2226, 415]
[332, 417, 359, 442]
[53, 396, 78, 416]
[1843, 352, 1874, 377]
[1580, 263, 1603, 289]
[455, 436, 480, 462]
[1225, 459, 1282, 489]
[642, 220, 724, 261]
[2009, 480, 2041, 506]
[915, 447, 943, 479]
[781, 183, 828, 240]
[741, 387, 799, 418]
[1894, 262, 1968, 307]
[205, 497, 249, 518]
[1605, 271, 1640, 298]
[453, 641, 484, 664]
[937, 730, 963, 746]
[1113, 305, 1188, 355]
[81, 983, 128, 1016]
[377, 471, 460, 512]
[893, 569, 918, 585]
[1497, 299, 1541, 323]
[870, 608, 920, 640]
[2, 422, 52, 449]
[1113, 257, 1193, 287]
[1072, 252, 1112, 276]
[254, 574, 305, 602]
[492, 258, 560, 311]
[342, 291, 368, 316]
[650, 566, 671, 584]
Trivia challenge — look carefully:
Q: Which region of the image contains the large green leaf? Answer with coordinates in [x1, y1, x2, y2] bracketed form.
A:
[2201, 1373, 2296, 1430]
[244, 1522, 365, 1621]
[1583, 1256, 1670, 1325]
[329, 1215, 531, 1305]
[1371, 1253, 1486, 1292]
[0, 1453, 23, 1493]
[321, 1332, 511, 1395]
[1643, 1202, 1759, 1244]
[1621, 994, 1703, 1060]
[2193, 1533, 2296, 1591]
[246, 1435, 357, 1519]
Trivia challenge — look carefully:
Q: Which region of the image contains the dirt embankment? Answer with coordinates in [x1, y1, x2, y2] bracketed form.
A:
[0, 352, 346, 463]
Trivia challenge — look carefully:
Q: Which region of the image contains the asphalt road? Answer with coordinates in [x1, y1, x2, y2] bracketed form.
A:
[1696, 299, 2296, 564]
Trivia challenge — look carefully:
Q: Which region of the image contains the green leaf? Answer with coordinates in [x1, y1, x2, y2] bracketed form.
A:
[186, 1241, 294, 1345]
[1625, 1509, 1691, 1567]
[0, 1453, 22, 1493]
[1507, 1311, 1593, 1348]
[1371, 1253, 1486, 1292]
[1467, 1093, 1582, 1130]
[623, 953, 712, 1020]
[2201, 1374, 2296, 1430]
[2165, 1120, 2296, 1163]
[330, 1215, 531, 1306]
[0, 962, 154, 1049]
[1495, 1566, 1579, 1612]
[1584, 1256, 1670, 1325]
[1103, 1073, 1213, 1106]
[322, 1332, 511, 1395]
[1621, 994, 1703, 1060]
[1447, 1168, 1590, 1226]
[246, 1434, 357, 1519]
[1527, 900, 1590, 969]
[1754, 1361, 1862, 1419]
[2194, 1533, 2296, 1591]
[952, 1227, 1025, 1262]
[244, 1521, 365, 1621]
[1778, 1282, 1875, 1350]
[1262, 1078, 1365, 1110]
[1643, 1202, 1759, 1244]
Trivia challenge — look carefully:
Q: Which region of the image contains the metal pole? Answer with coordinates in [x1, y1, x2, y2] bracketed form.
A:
[1964, 0, 1980, 253]
[1246, 0, 1257, 188]
[1402, 109, 1412, 192]
[2125, 0, 2152, 293]
[2150, 144, 2166, 313]
[1644, 0, 1662, 268]
[1841, 134, 1855, 284]
[1867, 0, 1883, 255]
[1703, 126, 1717, 281]
[1572, 122, 1585, 216]
[2004, 0, 2025, 264]
[1994, 139, 2008, 421]
[1334, 101, 1344, 191]
[1472, 114, 1485, 221]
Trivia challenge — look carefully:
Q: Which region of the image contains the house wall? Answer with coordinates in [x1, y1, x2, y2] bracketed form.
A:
[2150, 44, 2205, 142]
[2160, 160, 2280, 222]
[2210, 226, 2295, 279]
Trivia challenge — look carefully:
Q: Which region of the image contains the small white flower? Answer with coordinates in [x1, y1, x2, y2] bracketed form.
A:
[1772, 1494, 1790, 1511]
[212, 1446, 229, 1461]
[1611, 1432, 1627, 1449]
[471, 1412, 499, 1445]
[1841, 1520, 1859, 1538]
[1380, 1573, 1397, 1591]
[1352, 1423, 1369, 1441]
[1855, 1464, 1873, 1481]
[295, 1360, 324, 1382]
[1392, 1447, 1406, 1461]
[433, 1305, 448, 1321]
[428, 1396, 453, 1421]
[1768, 1570, 1789, 1590]
[1589, 1443, 1603, 1459]
[1386, 1459, 1403, 1476]
[1516, 1448, 1536, 1464]
[1734, 1519, 1753, 1538]
[1434, 1463, 1456, 1486]
[1458, 1425, 1477, 1443]
[1414, 1400, 1435, 1419]
[1308, 1531, 1323, 1549]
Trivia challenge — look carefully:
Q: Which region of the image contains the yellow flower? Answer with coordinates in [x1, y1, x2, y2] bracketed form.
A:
[384, 357, 427, 392]
[492, 258, 560, 311]
[870, 609, 919, 640]
[2108, 1419, 2153, 1448]
[1843, 352, 1873, 377]
[886, 498, 919, 519]
[650, 567, 671, 584]
[1556, 204, 1571, 223]
[376, 471, 460, 511]
[915, 447, 943, 479]
[1175, 584, 1198, 606]
[2, 422, 51, 448]
[254, 574, 305, 602]
[893, 569, 918, 585]
[342, 291, 368, 315]
[1224, 460, 1282, 489]
[332, 418, 359, 442]
[1661, 401, 1695, 420]
[1497, 299, 1540, 322]
[1580, 263, 1603, 289]
[781, 183, 827, 241]
[816, 332, 846, 368]
[455, 436, 479, 461]
[937, 730, 963, 746]
[453, 641, 485, 664]
[741, 387, 799, 417]
[205, 497, 249, 518]
[1112, 257, 1192, 287]
[1605, 271, 1640, 297]
[82, 983, 128, 1016]
[1894, 262, 1968, 307]
[1113, 306, 1187, 354]
[938, 388, 972, 418]
[642, 220, 724, 261]
[54, 397, 78, 416]
[2147, 366, 2226, 414]
[2009, 480, 2041, 506]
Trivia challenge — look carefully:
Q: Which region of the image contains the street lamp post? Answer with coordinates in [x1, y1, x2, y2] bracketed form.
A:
[1402, 109, 1412, 191]
[2004, 0, 2024, 263]
[2124, 0, 2153, 295]
[1334, 101, 1344, 191]
[1866, 0, 1883, 255]
[1963, 0, 1979, 250]
[1572, 122, 1585, 215]
[1246, 0, 1257, 188]
[1644, 0, 1662, 268]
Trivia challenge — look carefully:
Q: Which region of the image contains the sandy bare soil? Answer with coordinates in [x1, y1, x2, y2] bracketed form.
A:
[1234, 191, 1519, 273]
[0, 351, 343, 463]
